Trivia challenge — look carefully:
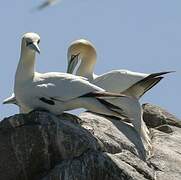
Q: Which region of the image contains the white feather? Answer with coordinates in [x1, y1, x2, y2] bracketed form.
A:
[10, 32, 141, 127]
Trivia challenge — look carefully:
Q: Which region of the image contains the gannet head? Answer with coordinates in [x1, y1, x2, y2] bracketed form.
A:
[67, 39, 97, 74]
[22, 32, 41, 54]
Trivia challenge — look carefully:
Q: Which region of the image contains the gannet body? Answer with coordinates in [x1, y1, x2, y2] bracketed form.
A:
[4, 33, 152, 154]
[67, 39, 172, 99]
[12, 33, 144, 127]
[65, 39, 174, 154]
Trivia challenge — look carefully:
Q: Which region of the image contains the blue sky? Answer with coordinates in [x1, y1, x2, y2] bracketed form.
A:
[0, 0, 181, 119]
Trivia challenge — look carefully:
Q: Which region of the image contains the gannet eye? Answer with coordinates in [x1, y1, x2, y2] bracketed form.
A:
[26, 41, 33, 47]
[71, 54, 77, 60]
[37, 39, 40, 44]
[70, 53, 80, 62]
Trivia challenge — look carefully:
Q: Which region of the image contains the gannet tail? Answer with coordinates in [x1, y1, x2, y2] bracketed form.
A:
[96, 94, 152, 156]
[81, 92, 130, 118]
[123, 71, 174, 99]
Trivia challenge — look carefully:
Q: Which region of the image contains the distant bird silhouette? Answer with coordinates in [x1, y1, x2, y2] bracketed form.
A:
[37, 0, 60, 10]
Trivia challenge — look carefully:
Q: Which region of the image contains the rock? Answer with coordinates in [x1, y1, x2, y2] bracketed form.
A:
[143, 103, 181, 129]
[79, 112, 147, 160]
[43, 150, 155, 180]
[0, 103, 181, 180]
[154, 124, 173, 133]
[0, 112, 101, 180]
[149, 126, 181, 180]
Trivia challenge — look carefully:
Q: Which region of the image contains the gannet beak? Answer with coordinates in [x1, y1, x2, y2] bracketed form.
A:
[29, 42, 40, 54]
[67, 53, 80, 74]
[3, 96, 17, 105]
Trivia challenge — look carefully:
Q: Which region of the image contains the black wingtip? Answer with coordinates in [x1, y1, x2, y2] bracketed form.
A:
[139, 76, 163, 97]
[148, 71, 175, 78]
[122, 76, 164, 99]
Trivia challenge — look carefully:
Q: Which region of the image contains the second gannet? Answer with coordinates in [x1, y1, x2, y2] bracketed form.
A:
[4, 33, 152, 154]
[66, 39, 172, 99]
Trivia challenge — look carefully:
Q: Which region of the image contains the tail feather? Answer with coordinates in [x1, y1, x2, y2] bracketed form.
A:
[99, 95, 142, 130]
[96, 98, 129, 118]
[81, 91, 152, 156]
[81, 91, 133, 119]
[98, 96, 152, 156]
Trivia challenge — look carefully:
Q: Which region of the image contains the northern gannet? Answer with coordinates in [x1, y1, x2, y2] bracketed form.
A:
[36, 0, 60, 11]
[66, 39, 172, 99]
[4, 33, 151, 153]
[13, 33, 136, 118]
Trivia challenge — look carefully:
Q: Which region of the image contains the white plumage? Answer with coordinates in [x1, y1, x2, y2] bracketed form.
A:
[11, 33, 142, 123]
[4, 33, 153, 154]
[65, 39, 174, 153]
[66, 39, 172, 99]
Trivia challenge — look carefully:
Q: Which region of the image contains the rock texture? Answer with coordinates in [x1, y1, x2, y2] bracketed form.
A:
[0, 104, 181, 180]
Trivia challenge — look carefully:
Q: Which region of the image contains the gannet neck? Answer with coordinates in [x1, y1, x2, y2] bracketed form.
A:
[76, 56, 95, 81]
[15, 42, 36, 83]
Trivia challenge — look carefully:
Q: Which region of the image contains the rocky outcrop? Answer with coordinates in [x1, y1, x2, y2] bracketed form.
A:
[0, 104, 180, 180]
[143, 103, 181, 129]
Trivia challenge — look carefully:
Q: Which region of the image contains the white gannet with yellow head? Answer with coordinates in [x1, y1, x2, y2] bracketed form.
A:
[67, 39, 172, 99]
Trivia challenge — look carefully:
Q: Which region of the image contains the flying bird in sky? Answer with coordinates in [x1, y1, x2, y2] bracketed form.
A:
[36, 0, 60, 10]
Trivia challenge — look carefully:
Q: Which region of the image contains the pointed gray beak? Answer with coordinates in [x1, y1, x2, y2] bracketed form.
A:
[29, 42, 40, 54]
[3, 95, 17, 105]
[67, 53, 80, 74]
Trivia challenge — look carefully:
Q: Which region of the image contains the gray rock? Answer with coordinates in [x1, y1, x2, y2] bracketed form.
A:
[143, 103, 181, 129]
[79, 112, 147, 160]
[0, 111, 101, 180]
[0, 104, 180, 180]
[154, 124, 173, 133]
[43, 151, 155, 180]
[148, 126, 181, 180]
